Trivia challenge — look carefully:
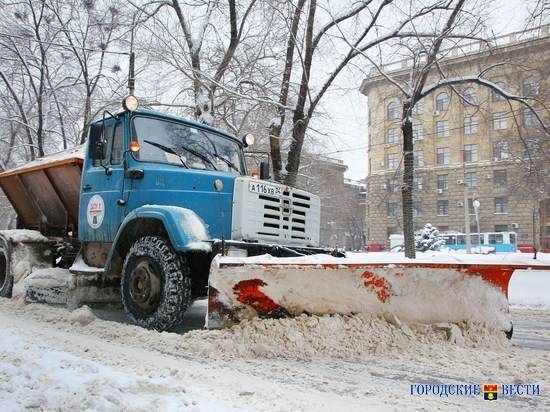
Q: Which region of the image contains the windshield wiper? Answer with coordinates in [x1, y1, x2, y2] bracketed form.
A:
[144, 140, 188, 168]
[209, 152, 241, 173]
[179, 143, 218, 171]
[193, 140, 241, 173]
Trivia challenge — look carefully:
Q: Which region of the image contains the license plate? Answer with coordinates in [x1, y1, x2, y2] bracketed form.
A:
[248, 181, 282, 196]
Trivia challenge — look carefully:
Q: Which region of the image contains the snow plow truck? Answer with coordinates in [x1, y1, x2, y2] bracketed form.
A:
[1, 96, 548, 334]
[0, 96, 328, 331]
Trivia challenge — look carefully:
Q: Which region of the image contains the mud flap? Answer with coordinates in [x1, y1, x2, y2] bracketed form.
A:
[207, 255, 526, 330]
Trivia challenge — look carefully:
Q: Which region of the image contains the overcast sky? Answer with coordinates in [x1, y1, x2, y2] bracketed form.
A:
[322, 0, 532, 181]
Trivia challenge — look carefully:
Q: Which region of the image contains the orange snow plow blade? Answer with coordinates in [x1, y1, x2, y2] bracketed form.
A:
[207, 254, 550, 330]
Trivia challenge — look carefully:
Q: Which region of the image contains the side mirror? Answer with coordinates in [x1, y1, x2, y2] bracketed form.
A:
[89, 123, 106, 161]
[259, 161, 270, 180]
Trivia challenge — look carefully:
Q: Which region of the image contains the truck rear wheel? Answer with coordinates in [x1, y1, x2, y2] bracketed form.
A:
[0, 237, 13, 298]
[121, 236, 191, 331]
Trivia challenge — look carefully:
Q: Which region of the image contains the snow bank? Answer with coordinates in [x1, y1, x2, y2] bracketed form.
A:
[227, 251, 550, 266]
[182, 314, 508, 360]
[509, 269, 550, 308]
[0, 298, 508, 362]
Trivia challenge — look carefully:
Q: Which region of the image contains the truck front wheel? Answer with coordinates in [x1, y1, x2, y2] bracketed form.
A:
[121, 236, 191, 331]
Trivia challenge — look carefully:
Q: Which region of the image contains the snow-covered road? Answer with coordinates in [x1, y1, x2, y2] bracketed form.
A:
[1, 297, 549, 412]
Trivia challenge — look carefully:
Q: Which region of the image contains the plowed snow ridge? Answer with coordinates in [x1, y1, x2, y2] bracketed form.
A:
[3, 299, 508, 360]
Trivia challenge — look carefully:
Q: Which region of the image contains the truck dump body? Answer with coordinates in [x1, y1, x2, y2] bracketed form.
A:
[0, 146, 84, 236]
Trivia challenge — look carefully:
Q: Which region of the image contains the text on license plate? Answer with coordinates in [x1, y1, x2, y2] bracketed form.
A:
[248, 182, 283, 196]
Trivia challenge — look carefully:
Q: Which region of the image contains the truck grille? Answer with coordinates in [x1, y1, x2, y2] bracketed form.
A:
[231, 178, 320, 247]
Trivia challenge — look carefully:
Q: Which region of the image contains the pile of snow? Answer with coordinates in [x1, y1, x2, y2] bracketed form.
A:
[180, 314, 509, 360]
[0, 229, 49, 243]
[69, 305, 96, 326]
[12, 267, 71, 300]
[0, 298, 508, 361]
[509, 269, 550, 308]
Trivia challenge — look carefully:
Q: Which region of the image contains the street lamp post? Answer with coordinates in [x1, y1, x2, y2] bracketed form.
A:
[473, 198, 481, 253]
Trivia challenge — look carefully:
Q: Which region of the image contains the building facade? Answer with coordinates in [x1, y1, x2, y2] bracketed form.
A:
[296, 155, 366, 249]
[360, 26, 550, 248]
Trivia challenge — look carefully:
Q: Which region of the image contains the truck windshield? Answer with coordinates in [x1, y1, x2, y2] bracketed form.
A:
[132, 117, 245, 174]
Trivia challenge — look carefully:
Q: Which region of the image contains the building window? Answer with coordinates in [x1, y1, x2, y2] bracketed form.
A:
[495, 196, 508, 213]
[387, 128, 399, 144]
[414, 176, 423, 191]
[437, 200, 449, 216]
[523, 108, 538, 127]
[523, 76, 539, 96]
[387, 202, 398, 217]
[463, 144, 478, 162]
[386, 178, 398, 193]
[435, 92, 449, 111]
[387, 101, 400, 120]
[495, 224, 509, 232]
[464, 116, 478, 135]
[413, 201, 423, 217]
[437, 174, 448, 191]
[462, 88, 477, 106]
[493, 112, 507, 130]
[414, 150, 424, 167]
[436, 147, 450, 165]
[412, 124, 424, 141]
[494, 170, 507, 187]
[412, 100, 424, 116]
[493, 141, 509, 161]
[465, 171, 478, 187]
[436, 120, 449, 137]
[387, 152, 400, 169]
[492, 81, 506, 102]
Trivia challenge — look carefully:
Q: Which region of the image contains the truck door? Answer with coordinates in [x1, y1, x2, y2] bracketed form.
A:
[79, 119, 126, 242]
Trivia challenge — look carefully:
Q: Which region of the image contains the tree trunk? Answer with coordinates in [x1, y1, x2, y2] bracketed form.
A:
[269, 121, 284, 182]
[269, 0, 306, 182]
[284, 118, 308, 187]
[401, 104, 415, 259]
[80, 95, 92, 144]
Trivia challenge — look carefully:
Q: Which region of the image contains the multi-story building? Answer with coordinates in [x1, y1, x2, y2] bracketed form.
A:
[296, 155, 366, 249]
[360, 25, 550, 249]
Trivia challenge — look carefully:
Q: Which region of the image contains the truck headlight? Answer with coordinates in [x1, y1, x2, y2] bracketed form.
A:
[123, 95, 139, 111]
[242, 133, 255, 147]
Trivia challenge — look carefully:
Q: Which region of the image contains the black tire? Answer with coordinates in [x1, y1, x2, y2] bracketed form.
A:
[121, 236, 191, 331]
[0, 238, 13, 298]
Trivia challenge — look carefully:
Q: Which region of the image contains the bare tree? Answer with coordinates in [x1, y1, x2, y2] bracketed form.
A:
[48, 0, 127, 144]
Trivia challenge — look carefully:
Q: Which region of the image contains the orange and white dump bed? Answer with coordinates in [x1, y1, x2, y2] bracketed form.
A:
[0, 147, 84, 235]
[207, 253, 550, 330]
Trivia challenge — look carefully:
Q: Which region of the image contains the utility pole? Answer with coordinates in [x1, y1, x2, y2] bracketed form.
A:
[462, 159, 471, 254]
[128, 52, 135, 95]
[473, 197, 481, 253]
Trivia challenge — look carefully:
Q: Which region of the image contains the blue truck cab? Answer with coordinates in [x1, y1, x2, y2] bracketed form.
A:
[75, 99, 321, 330]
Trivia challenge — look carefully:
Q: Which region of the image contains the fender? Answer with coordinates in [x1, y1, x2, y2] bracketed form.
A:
[105, 205, 211, 271]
